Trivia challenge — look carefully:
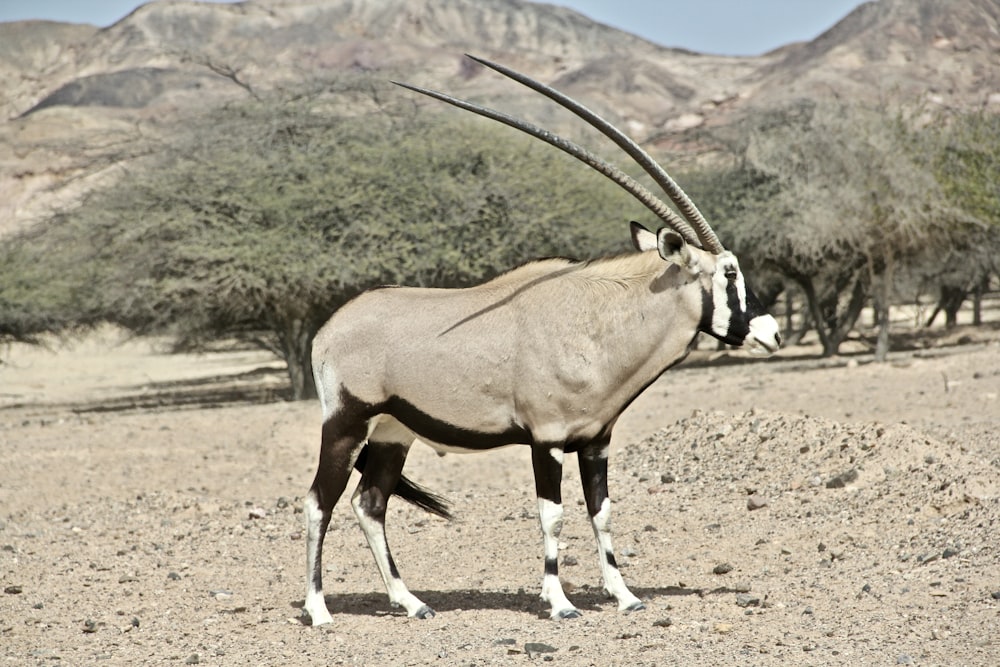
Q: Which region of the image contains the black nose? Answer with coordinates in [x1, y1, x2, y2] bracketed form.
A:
[774, 332, 782, 347]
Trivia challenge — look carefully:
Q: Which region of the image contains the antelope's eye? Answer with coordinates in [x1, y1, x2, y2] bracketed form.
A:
[724, 268, 738, 282]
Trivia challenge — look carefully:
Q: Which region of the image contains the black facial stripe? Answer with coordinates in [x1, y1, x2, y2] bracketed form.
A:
[700, 282, 746, 346]
[701, 276, 757, 346]
[725, 280, 750, 341]
[743, 285, 768, 319]
[699, 287, 714, 333]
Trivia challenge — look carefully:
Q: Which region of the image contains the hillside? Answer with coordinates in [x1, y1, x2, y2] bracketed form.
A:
[1, 0, 998, 235]
[753, 0, 1000, 107]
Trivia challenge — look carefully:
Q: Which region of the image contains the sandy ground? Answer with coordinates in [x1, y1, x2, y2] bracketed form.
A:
[1, 325, 998, 666]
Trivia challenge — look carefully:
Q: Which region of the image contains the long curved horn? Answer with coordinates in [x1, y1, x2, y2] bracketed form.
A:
[466, 55, 724, 254]
[393, 80, 702, 246]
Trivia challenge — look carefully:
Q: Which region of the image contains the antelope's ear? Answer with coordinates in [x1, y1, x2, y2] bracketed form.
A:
[629, 221, 658, 251]
[656, 228, 699, 274]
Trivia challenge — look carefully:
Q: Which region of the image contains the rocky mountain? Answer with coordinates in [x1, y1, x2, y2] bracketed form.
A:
[1, 0, 998, 235]
[753, 0, 1000, 107]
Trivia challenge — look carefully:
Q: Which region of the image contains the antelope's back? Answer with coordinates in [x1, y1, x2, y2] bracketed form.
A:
[312, 259, 576, 407]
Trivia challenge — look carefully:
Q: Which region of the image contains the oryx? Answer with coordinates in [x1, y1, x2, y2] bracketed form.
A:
[303, 55, 781, 625]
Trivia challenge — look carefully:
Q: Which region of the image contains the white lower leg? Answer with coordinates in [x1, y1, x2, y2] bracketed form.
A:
[352, 493, 431, 617]
[591, 497, 643, 611]
[538, 498, 578, 618]
[303, 493, 335, 625]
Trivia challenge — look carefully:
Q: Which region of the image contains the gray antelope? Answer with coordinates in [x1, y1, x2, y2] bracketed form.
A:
[303, 55, 782, 626]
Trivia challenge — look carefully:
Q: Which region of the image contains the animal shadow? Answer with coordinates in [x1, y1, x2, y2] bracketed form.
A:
[290, 583, 701, 624]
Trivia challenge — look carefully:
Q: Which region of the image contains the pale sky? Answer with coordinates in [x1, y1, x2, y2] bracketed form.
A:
[0, 0, 868, 56]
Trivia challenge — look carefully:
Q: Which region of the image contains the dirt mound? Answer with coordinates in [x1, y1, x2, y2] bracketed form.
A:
[624, 408, 997, 516]
[622, 408, 997, 563]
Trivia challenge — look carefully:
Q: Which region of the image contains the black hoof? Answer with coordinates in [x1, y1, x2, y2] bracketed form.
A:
[624, 600, 646, 613]
[413, 605, 436, 619]
[555, 608, 582, 620]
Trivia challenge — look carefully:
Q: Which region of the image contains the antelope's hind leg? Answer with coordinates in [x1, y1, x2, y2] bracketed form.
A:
[351, 419, 434, 618]
[579, 441, 644, 612]
[304, 414, 367, 626]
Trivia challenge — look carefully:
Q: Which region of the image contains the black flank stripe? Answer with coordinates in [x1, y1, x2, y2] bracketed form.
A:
[386, 395, 531, 450]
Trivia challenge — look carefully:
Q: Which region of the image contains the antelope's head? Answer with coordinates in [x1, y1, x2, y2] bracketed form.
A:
[397, 55, 781, 357]
[630, 222, 781, 355]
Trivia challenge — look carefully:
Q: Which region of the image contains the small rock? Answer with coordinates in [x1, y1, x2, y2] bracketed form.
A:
[118, 575, 139, 584]
[248, 507, 267, 520]
[896, 654, 913, 665]
[210, 590, 234, 600]
[747, 494, 769, 511]
[653, 617, 673, 627]
[713, 563, 734, 575]
[713, 622, 733, 634]
[825, 468, 859, 489]
[82, 619, 98, 634]
[185, 654, 200, 665]
[660, 473, 676, 484]
[4, 585, 22, 595]
[524, 642, 557, 657]
[990, 591, 1000, 600]
[735, 593, 760, 608]
[942, 547, 960, 559]
[561, 555, 579, 566]
[167, 572, 182, 581]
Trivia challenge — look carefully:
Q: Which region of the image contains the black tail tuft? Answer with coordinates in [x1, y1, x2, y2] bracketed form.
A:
[353, 444, 453, 520]
[394, 474, 453, 520]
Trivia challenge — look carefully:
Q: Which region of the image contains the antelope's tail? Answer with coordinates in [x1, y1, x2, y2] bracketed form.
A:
[353, 445, 453, 520]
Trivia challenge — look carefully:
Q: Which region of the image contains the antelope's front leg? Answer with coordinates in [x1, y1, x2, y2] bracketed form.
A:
[579, 441, 645, 612]
[530, 444, 580, 619]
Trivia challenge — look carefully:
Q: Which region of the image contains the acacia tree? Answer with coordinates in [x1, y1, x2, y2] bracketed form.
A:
[922, 110, 1000, 326]
[697, 101, 975, 359]
[0, 233, 97, 346]
[11, 82, 646, 398]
